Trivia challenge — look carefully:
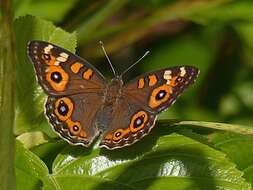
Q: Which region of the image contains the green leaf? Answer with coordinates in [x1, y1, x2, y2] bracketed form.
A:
[244, 166, 253, 187]
[16, 140, 49, 190]
[209, 132, 253, 187]
[14, 15, 77, 135]
[31, 140, 68, 170]
[41, 133, 250, 190]
[16, 131, 49, 149]
[15, 128, 251, 190]
[210, 132, 253, 170]
[170, 120, 253, 137]
[14, 0, 79, 22]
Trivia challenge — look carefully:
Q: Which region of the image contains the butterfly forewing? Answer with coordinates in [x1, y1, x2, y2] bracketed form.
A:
[27, 40, 106, 96]
[123, 66, 199, 113]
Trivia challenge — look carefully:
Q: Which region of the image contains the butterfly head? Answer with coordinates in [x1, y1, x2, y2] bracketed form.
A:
[110, 76, 123, 87]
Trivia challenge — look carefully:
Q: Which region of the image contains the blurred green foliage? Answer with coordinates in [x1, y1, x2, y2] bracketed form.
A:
[14, 0, 253, 125]
[1, 0, 252, 189]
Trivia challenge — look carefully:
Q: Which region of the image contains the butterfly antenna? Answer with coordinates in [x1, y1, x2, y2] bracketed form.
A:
[120, 50, 150, 77]
[99, 41, 117, 77]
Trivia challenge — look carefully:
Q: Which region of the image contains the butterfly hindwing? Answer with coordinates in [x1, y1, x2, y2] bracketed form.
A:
[45, 93, 104, 146]
[100, 97, 157, 149]
[27, 40, 106, 96]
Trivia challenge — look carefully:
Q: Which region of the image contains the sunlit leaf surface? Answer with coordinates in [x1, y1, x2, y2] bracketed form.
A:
[16, 134, 251, 190]
[210, 132, 253, 186]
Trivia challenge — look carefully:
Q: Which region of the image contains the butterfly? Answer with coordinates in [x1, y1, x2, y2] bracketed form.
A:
[27, 40, 199, 150]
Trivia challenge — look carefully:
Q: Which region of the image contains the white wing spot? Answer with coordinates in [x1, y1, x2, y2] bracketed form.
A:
[164, 70, 172, 84]
[180, 67, 186, 77]
[60, 52, 69, 59]
[56, 56, 67, 62]
[44, 45, 53, 54]
[56, 52, 69, 63]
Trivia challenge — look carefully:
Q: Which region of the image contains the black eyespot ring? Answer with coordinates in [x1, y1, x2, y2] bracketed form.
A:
[73, 125, 79, 132]
[155, 90, 167, 100]
[115, 131, 122, 137]
[57, 100, 69, 116]
[133, 114, 145, 128]
[51, 71, 62, 83]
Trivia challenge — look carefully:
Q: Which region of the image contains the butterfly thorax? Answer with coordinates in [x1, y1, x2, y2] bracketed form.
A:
[103, 77, 123, 105]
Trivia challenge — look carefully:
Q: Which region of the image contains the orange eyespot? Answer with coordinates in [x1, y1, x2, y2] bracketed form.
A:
[129, 111, 148, 133]
[113, 129, 124, 141]
[112, 128, 130, 141]
[149, 85, 172, 108]
[54, 97, 73, 121]
[46, 66, 69, 91]
[66, 119, 84, 136]
[70, 62, 83, 74]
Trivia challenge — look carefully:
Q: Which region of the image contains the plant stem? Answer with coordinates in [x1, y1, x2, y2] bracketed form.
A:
[0, 0, 16, 189]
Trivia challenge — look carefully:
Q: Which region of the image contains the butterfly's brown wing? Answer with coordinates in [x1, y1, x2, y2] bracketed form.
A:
[124, 66, 199, 113]
[100, 97, 157, 149]
[45, 94, 104, 146]
[100, 66, 199, 149]
[27, 40, 106, 96]
[28, 41, 106, 146]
